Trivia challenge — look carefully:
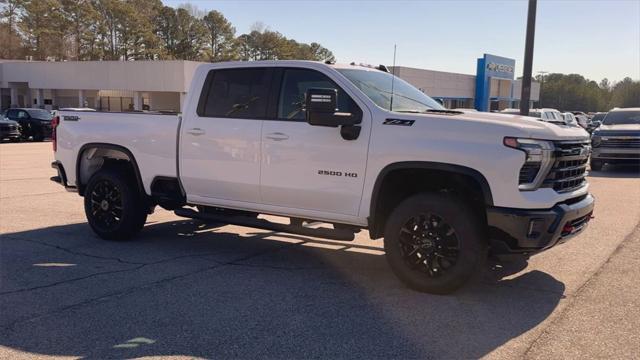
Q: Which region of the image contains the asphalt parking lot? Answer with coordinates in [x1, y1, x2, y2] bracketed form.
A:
[1, 142, 639, 359]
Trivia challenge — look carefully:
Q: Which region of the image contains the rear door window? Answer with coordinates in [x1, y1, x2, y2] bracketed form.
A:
[199, 68, 272, 119]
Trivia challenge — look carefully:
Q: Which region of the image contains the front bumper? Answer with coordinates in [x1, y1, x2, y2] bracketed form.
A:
[487, 194, 595, 255]
[0, 130, 21, 139]
[592, 147, 640, 161]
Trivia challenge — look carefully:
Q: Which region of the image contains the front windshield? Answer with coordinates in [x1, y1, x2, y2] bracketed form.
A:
[26, 109, 53, 120]
[602, 110, 640, 125]
[337, 69, 445, 112]
[591, 113, 606, 122]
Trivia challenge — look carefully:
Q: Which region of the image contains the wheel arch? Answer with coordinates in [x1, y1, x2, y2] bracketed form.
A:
[368, 161, 494, 239]
[76, 143, 145, 197]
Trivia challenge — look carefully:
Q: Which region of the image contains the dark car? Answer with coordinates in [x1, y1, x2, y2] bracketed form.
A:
[4, 108, 53, 141]
[0, 116, 22, 142]
[590, 108, 640, 171]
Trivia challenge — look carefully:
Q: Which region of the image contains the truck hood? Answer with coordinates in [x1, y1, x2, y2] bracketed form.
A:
[446, 111, 590, 140]
[0, 118, 19, 126]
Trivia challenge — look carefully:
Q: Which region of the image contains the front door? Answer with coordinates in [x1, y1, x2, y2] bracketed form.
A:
[180, 67, 273, 205]
[260, 68, 370, 217]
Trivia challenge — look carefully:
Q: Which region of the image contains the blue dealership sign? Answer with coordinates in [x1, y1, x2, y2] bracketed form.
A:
[475, 54, 516, 111]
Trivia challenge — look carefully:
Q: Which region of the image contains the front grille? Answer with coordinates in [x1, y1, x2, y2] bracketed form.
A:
[543, 140, 590, 193]
[601, 138, 640, 148]
[0, 124, 16, 131]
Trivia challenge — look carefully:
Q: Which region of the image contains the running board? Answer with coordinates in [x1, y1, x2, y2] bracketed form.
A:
[174, 208, 355, 241]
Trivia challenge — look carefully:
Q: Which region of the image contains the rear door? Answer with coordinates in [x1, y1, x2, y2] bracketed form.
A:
[179, 67, 273, 205]
[260, 67, 370, 217]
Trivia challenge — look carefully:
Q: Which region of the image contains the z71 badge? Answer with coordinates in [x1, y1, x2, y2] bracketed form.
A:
[383, 119, 414, 126]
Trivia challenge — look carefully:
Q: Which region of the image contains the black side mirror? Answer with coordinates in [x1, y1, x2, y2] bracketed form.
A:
[305, 88, 359, 127]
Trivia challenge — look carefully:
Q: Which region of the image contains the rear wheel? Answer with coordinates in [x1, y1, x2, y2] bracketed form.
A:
[590, 159, 603, 171]
[84, 167, 147, 241]
[383, 193, 486, 294]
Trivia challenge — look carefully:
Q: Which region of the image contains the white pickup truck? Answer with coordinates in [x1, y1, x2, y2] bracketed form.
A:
[51, 61, 594, 293]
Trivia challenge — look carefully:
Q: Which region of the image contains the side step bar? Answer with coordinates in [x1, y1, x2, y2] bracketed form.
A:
[174, 208, 356, 241]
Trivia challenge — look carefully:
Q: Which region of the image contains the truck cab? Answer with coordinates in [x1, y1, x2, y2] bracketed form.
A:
[51, 61, 595, 293]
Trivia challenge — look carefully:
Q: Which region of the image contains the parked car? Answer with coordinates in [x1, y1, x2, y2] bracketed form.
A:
[0, 115, 22, 142]
[500, 108, 569, 125]
[51, 61, 594, 294]
[590, 108, 640, 171]
[575, 115, 589, 129]
[562, 112, 580, 127]
[3, 108, 53, 141]
[587, 112, 607, 133]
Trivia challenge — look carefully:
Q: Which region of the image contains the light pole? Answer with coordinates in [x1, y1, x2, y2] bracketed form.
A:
[519, 0, 537, 116]
[537, 70, 548, 108]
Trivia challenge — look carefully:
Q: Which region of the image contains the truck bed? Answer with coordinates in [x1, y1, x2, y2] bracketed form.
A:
[55, 111, 181, 193]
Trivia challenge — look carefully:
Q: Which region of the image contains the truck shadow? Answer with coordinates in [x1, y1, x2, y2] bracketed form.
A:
[1, 220, 564, 359]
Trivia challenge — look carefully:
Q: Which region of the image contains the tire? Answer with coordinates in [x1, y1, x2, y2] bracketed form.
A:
[383, 193, 486, 294]
[84, 167, 147, 241]
[590, 160, 603, 171]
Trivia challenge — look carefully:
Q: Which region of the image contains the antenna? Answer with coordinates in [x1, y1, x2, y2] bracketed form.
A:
[390, 45, 397, 111]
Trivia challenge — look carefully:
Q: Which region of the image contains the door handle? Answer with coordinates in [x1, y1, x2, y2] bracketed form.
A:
[265, 132, 289, 141]
[187, 128, 205, 136]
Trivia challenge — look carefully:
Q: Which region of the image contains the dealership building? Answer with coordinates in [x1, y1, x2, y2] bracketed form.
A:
[0, 54, 538, 112]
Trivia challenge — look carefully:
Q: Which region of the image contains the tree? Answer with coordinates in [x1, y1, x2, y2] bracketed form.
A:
[202, 10, 235, 62]
[309, 42, 335, 62]
[0, 0, 25, 58]
[60, 0, 99, 60]
[610, 77, 640, 108]
[19, 0, 66, 60]
[155, 5, 179, 59]
[173, 7, 207, 60]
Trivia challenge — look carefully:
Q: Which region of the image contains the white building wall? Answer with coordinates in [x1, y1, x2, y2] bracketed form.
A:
[392, 66, 476, 99]
[0, 60, 202, 92]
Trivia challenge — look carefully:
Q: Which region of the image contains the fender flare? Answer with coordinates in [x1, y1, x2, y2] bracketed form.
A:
[368, 161, 494, 236]
[76, 143, 145, 196]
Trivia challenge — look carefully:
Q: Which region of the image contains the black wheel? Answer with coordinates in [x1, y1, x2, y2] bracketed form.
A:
[84, 167, 147, 241]
[590, 160, 603, 171]
[383, 193, 486, 294]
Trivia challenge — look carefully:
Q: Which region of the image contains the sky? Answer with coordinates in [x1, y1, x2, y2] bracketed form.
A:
[162, 0, 640, 82]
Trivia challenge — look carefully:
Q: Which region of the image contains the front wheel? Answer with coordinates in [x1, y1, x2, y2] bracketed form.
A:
[383, 193, 486, 294]
[84, 167, 147, 241]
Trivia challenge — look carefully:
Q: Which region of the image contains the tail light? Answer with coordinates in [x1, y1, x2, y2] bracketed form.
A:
[51, 116, 59, 152]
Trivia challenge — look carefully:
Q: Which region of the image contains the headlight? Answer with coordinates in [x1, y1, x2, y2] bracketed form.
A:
[591, 134, 601, 147]
[504, 137, 555, 191]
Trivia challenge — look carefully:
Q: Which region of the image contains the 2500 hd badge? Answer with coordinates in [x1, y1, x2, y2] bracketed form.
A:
[318, 170, 358, 178]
